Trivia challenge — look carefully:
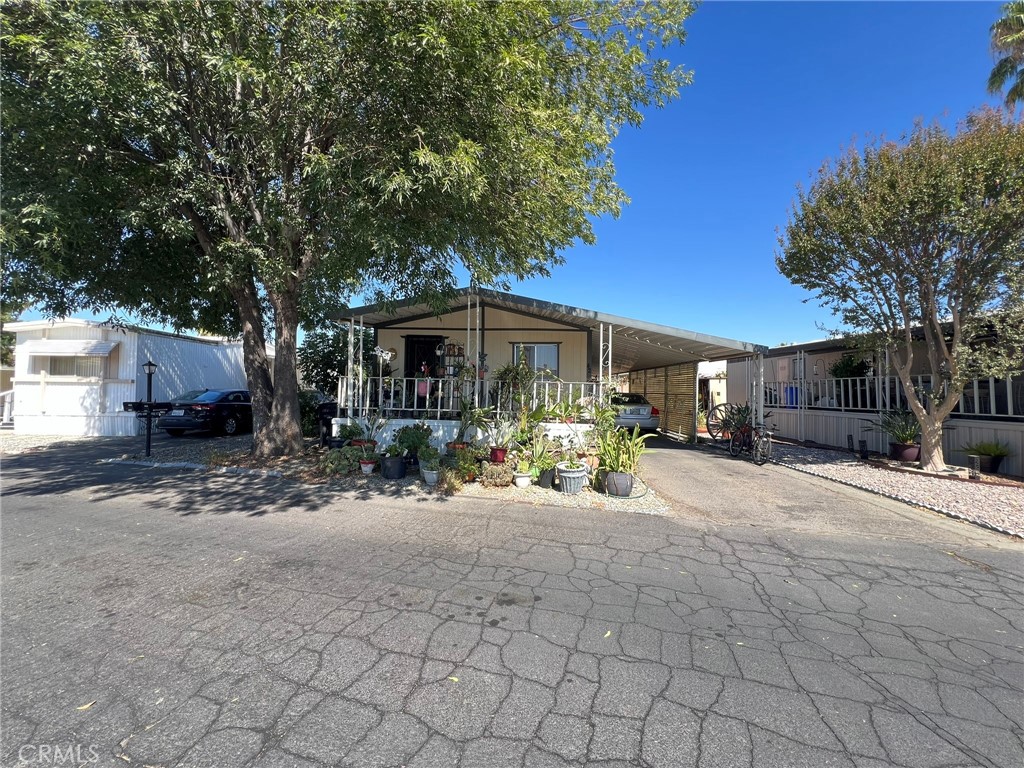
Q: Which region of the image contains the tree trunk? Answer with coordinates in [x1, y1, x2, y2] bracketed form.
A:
[229, 279, 274, 442]
[254, 291, 304, 458]
[918, 416, 946, 473]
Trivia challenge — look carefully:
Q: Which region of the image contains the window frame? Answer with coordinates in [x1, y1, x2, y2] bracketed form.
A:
[511, 342, 560, 379]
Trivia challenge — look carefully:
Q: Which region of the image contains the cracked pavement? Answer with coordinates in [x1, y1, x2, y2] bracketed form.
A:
[1, 438, 1022, 767]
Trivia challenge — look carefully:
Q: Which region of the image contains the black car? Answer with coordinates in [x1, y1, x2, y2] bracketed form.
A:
[156, 389, 252, 437]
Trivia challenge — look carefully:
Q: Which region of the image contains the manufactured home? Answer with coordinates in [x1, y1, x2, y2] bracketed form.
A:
[3, 320, 256, 436]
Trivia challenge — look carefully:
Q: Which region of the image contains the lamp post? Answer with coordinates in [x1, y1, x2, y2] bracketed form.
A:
[142, 360, 158, 457]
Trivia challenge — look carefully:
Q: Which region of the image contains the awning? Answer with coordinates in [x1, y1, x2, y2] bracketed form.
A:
[23, 340, 119, 357]
[336, 288, 766, 373]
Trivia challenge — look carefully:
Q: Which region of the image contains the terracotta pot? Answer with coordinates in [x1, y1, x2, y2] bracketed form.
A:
[446, 441, 467, 453]
[351, 439, 377, 450]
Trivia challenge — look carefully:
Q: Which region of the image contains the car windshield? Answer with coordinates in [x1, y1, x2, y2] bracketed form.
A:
[611, 394, 649, 406]
[173, 390, 227, 403]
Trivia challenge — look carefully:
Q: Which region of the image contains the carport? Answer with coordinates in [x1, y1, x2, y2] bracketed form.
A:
[335, 288, 767, 437]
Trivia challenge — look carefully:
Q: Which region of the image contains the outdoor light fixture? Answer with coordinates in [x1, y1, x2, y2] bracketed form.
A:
[143, 360, 158, 458]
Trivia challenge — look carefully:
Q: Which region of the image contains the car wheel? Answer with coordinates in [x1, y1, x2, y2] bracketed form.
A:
[222, 416, 239, 436]
[166, 429, 185, 437]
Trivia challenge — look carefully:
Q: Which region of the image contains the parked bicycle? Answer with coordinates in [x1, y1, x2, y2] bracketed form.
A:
[728, 420, 773, 465]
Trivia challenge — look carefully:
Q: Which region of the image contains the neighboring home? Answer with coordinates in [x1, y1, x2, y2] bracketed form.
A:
[726, 337, 1024, 475]
[331, 287, 761, 441]
[4, 319, 256, 436]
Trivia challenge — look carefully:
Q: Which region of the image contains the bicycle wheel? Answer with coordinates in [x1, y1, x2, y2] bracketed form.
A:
[728, 431, 744, 457]
[753, 433, 771, 465]
[706, 403, 730, 442]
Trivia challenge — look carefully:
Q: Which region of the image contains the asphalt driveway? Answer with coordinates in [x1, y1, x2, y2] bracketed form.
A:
[1, 438, 1021, 767]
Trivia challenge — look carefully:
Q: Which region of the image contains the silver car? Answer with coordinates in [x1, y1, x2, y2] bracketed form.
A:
[611, 393, 660, 431]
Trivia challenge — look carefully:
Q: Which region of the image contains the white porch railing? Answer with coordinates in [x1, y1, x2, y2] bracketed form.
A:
[336, 375, 601, 421]
[758, 374, 1024, 419]
[0, 389, 12, 424]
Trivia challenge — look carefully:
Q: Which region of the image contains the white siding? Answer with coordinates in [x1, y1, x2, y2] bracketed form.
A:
[10, 322, 248, 436]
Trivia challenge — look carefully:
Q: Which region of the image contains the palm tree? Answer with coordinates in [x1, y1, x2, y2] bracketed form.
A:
[988, 1, 1024, 108]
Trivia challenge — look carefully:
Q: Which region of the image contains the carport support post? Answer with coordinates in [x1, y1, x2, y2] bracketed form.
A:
[346, 318, 355, 422]
[756, 352, 765, 428]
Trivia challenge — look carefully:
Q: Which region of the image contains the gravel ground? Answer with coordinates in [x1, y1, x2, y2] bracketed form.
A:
[770, 442, 1024, 538]
[6, 432, 1021, 533]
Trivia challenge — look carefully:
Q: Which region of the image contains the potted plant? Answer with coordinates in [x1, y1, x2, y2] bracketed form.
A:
[512, 459, 532, 488]
[381, 443, 408, 479]
[486, 417, 518, 463]
[863, 409, 920, 461]
[393, 422, 433, 467]
[358, 445, 378, 475]
[418, 445, 441, 486]
[962, 440, 1013, 475]
[353, 410, 389, 450]
[530, 429, 558, 488]
[454, 447, 479, 482]
[597, 425, 655, 497]
[450, 398, 492, 451]
[555, 453, 588, 495]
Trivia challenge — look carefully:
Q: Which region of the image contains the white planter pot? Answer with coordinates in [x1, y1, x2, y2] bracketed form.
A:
[513, 473, 532, 488]
[422, 468, 439, 486]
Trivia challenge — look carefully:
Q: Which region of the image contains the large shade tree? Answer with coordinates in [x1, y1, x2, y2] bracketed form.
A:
[777, 109, 1024, 472]
[989, 1, 1024, 109]
[3, 0, 695, 456]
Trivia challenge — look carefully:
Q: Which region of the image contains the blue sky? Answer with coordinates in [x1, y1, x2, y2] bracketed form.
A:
[30, 1, 1008, 349]
[502, 0, 1009, 347]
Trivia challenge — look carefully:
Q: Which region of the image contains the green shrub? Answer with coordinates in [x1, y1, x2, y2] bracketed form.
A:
[320, 445, 364, 475]
[297, 390, 322, 437]
[393, 422, 433, 456]
[962, 440, 1012, 457]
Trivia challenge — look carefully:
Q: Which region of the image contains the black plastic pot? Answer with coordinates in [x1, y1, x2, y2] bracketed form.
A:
[537, 468, 556, 489]
[381, 456, 407, 479]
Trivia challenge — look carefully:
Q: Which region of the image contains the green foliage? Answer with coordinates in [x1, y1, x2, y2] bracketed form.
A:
[720, 403, 753, 434]
[597, 426, 656, 475]
[529, 429, 558, 472]
[4, 1, 695, 457]
[988, 1, 1024, 108]
[321, 445, 365, 475]
[777, 109, 1024, 470]
[453, 448, 479, 482]
[392, 422, 433, 456]
[862, 410, 920, 445]
[480, 461, 514, 488]
[828, 355, 869, 379]
[485, 417, 519, 450]
[296, 390, 322, 438]
[962, 440, 1013, 457]
[336, 423, 364, 441]
[298, 327, 375, 396]
[356, 411, 389, 443]
[457, 399, 493, 444]
[418, 444, 441, 471]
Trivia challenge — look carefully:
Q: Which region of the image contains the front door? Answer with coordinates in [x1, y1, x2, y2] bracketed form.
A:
[404, 336, 444, 378]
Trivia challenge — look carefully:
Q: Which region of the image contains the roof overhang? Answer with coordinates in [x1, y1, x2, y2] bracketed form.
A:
[336, 288, 764, 374]
[22, 339, 119, 357]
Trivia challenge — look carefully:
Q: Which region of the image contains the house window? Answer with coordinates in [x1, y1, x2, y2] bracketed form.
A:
[512, 343, 559, 379]
[34, 355, 105, 378]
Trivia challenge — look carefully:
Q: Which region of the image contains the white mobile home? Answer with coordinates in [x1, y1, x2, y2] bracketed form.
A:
[4, 320, 254, 436]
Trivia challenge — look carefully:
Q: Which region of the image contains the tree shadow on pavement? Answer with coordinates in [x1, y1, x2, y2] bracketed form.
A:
[1, 439, 451, 519]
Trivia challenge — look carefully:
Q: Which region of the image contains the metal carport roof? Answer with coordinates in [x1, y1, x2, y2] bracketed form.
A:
[337, 288, 765, 374]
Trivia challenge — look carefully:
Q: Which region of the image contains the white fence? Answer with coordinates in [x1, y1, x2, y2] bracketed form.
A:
[336, 375, 600, 421]
[750, 374, 1024, 476]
